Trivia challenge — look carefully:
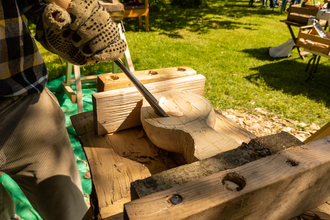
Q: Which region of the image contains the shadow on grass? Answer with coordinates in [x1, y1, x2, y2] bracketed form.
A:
[123, 0, 282, 35]
[245, 59, 330, 107]
[242, 47, 292, 61]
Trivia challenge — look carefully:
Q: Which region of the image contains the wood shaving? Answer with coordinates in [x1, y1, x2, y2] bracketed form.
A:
[221, 108, 320, 142]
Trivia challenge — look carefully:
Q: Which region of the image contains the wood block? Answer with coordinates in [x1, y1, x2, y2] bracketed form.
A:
[124, 137, 330, 220]
[141, 90, 240, 163]
[130, 131, 303, 199]
[97, 66, 196, 92]
[93, 74, 206, 135]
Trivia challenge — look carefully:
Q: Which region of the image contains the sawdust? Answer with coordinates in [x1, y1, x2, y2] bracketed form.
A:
[221, 108, 321, 142]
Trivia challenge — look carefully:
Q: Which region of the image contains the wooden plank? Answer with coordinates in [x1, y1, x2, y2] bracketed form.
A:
[305, 121, 330, 143]
[93, 74, 206, 135]
[74, 65, 84, 113]
[124, 137, 330, 220]
[61, 82, 77, 103]
[288, 7, 318, 16]
[71, 75, 98, 84]
[97, 66, 196, 92]
[124, 9, 148, 17]
[288, 14, 310, 25]
[130, 131, 303, 199]
[303, 48, 330, 58]
[77, 126, 179, 219]
[298, 32, 330, 46]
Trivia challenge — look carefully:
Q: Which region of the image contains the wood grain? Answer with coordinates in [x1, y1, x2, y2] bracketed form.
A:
[71, 109, 256, 219]
[130, 131, 303, 199]
[78, 126, 178, 219]
[124, 137, 330, 220]
[141, 90, 240, 163]
[93, 74, 206, 135]
[97, 67, 196, 92]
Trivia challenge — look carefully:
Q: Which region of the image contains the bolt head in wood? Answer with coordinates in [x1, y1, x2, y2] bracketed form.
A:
[170, 194, 183, 205]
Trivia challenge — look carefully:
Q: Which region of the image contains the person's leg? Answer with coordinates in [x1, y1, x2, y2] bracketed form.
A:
[0, 88, 88, 220]
[0, 178, 15, 220]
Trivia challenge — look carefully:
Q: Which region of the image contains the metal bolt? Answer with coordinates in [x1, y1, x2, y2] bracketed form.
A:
[170, 194, 183, 205]
[286, 160, 298, 167]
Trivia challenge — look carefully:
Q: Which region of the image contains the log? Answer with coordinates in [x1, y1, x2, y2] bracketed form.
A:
[93, 74, 206, 135]
[97, 66, 196, 92]
[141, 90, 240, 163]
[124, 137, 330, 220]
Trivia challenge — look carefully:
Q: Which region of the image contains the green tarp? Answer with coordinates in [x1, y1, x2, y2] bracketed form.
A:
[1, 74, 99, 219]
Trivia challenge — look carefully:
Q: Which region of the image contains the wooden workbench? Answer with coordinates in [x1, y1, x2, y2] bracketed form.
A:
[71, 109, 256, 219]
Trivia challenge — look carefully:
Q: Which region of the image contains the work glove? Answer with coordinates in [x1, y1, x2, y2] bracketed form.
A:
[42, 0, 127, 66]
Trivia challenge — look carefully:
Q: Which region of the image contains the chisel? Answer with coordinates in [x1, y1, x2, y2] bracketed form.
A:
[114, 60, 169, 117]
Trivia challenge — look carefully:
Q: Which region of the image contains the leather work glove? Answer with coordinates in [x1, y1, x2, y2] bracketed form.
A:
[42, 0, 127, 65]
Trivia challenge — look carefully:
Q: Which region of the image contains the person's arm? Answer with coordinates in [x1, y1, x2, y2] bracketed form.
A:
[40, 0, 127, 65]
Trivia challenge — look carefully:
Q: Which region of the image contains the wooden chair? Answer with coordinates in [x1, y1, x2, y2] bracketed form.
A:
[280, 4, 327, 60]
[124, 0, 149, 32]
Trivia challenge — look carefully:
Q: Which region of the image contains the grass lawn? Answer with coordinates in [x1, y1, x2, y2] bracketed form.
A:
[37, 1, 330, 129]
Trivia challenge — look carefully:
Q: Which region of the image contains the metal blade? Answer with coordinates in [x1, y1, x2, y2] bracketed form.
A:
[114, 60, 169, 117]
[314, 22, 330, 39]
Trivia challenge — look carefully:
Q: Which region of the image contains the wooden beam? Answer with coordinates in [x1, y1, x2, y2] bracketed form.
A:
[97, 66, 196, 92]
[130, 131, 303, 199]
[93, 74, 206, 135]
[124, 137, 330, 220]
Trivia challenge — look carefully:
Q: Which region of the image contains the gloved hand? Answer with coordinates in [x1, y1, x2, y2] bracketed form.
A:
[42, 0, 127, 66]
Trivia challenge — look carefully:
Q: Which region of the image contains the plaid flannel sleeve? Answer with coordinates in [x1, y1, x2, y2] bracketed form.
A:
[0, 0, 48, 96]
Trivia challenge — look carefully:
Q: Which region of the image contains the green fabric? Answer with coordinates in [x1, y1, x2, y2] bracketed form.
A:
[1, 74, 101, 219]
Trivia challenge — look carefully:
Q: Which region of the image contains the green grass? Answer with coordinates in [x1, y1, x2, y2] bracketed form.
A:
[36, 0, 330, 128]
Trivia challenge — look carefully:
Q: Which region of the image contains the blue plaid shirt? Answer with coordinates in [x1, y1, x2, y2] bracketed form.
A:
[0, 0, 48, 96]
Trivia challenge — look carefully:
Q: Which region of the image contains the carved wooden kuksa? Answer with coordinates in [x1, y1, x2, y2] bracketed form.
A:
[141, 90, 240, 163]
